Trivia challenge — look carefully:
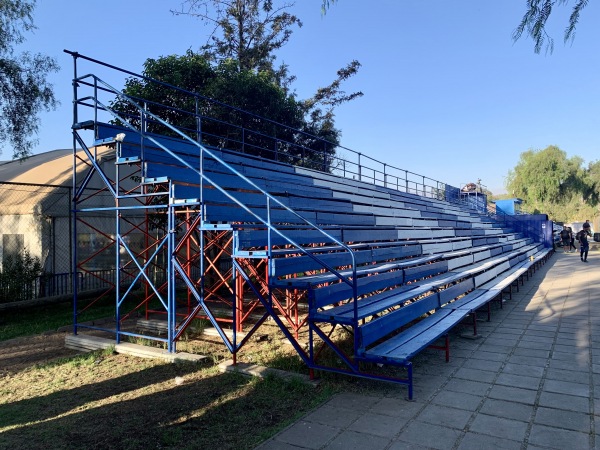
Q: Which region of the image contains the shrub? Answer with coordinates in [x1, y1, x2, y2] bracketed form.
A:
[0, 249, 43, 303]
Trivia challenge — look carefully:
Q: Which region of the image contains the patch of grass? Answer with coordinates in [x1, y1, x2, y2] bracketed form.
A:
[0, 351, 336, 450]
[0, 295, 148, 342]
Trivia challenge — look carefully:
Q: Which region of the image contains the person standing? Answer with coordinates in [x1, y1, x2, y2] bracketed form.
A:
[577, 223, 592, 262]
[560, 227, 571, 252]
[569, 227, 576, 252]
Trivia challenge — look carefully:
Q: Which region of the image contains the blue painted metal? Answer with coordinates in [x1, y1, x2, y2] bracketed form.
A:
[66, 51, 555, 400]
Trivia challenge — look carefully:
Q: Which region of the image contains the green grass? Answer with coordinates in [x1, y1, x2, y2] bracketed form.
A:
[0, 349, 337, 450]
[0, 294, 161, 342]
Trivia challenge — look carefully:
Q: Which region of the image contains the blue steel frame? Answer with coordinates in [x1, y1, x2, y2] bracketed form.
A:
[68, 51, 357, 359]
[67, 51, 498, 394]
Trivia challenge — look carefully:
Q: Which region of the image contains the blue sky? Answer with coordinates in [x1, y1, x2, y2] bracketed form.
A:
[16, 0, 600, 194]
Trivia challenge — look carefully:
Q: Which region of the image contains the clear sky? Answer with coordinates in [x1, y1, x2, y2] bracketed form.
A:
[15, 0, 600, 194]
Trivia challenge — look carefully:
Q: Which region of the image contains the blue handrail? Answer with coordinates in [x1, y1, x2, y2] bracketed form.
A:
[74, 72, 359, 317]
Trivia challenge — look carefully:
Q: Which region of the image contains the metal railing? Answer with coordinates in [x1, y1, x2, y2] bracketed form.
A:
[66, 50, 476, 206]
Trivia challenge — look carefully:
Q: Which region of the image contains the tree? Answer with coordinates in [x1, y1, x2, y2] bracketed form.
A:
[173, 0, 362, 124]
[0, 0, 58, 159]
[506, 145, 597, 222]
[111, 51, 337, 170]
[513, 0, 591, 54]
[172, 0, 302, 89]
[321, 0, 591, 54]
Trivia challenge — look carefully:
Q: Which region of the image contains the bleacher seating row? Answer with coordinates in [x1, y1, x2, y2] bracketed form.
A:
[92, 122, 552, 399]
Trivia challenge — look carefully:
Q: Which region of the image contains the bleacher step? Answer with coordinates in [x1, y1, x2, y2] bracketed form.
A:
[137, 319, 246, 339]
[65, 334, 207, 363]
[218, 359, 319, 386]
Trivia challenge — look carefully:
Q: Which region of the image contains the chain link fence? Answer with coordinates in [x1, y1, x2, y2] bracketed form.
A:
[0, 181, 73, 304]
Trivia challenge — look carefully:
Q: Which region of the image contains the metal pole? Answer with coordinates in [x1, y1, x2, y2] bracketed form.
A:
[358, 153, 362, 182]
[71, 54, 79, 336]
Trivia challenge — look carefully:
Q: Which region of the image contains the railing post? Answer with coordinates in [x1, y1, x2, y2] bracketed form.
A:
[383, 163, 387, 188]
[195, 97, 202, 144]
[358, 153, 362, 182]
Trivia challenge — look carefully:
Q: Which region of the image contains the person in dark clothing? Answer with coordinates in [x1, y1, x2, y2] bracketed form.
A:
[569, 227, 576, 251]
[577, 223, 592, 262]
[560, 227, 571, 252]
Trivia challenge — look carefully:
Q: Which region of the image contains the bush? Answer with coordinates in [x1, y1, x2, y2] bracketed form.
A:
[0, 249, 43, 303]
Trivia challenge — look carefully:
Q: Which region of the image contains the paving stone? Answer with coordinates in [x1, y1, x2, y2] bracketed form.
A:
[347, 412, 409, 438]
[444, 378, 491, 396]
[548, 357, 589, 372]
[543, 379, 590, 398]
[538, 391, 591, 413]
[528, 423, 591, 449]
[325, 393, 382, 411]
[517, 339, 553, 351]
[416, 404, 473, 430]
[369, 397, 424, 418]
[323, 430, 389, 450]
[545, 367, 591, 384]
[482, 337, 518, 348]
[554, 343, 589, 353]
[534, 406, 592, 433]
[461, 358, 504, 373]
[519, 334, 552, 343]
[507, 354, 548, 366]
[552, 350, 590, 364]
[476, 343, 514, 354]
[387, 440, 432, 450]
[468, 413, 528, 441]
[396, 421, 462, 450]
[469, 350, 507, 362]
[303, 404, 363, 428]
[274, 421, 340, 449]
[487, 385, 537, 405]
[456, 432, 522, 450]
[523, 329, 555, 338]
[257, 439, 308, 449]
[412, 375, 447, 399]
[493, 327, 522, 336]
[453, 367, 496, 383]
[431, 390, 483, 411]
[495, 372, 542, 390]
[479, 398, 534, 422]
[488, 332, 521, 342]
[501, 362, 545, 378]
[512, 346, 550, 358]
[526, 324, 557, 332]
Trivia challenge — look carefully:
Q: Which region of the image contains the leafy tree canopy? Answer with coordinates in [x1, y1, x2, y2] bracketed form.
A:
[113, 1, 363, 171]
[112, 51, 338, 170]
[513, 0, 590, 54]
[0, 0, 58, 159]
[173, 0, 363, 123]
[172, 0, 302, 90]
[506, 145, 599, 222]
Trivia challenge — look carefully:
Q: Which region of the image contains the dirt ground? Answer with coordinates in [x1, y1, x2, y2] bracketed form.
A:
[0, 331, 80, 376]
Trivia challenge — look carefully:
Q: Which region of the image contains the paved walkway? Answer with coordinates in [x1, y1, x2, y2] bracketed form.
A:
[257, 249, 600, 450]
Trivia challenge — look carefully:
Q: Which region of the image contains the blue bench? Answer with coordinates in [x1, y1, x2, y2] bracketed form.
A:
[92, 121, 554, 400]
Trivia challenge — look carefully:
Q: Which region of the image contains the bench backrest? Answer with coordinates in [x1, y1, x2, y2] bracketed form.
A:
[359, 292, 441, 349]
